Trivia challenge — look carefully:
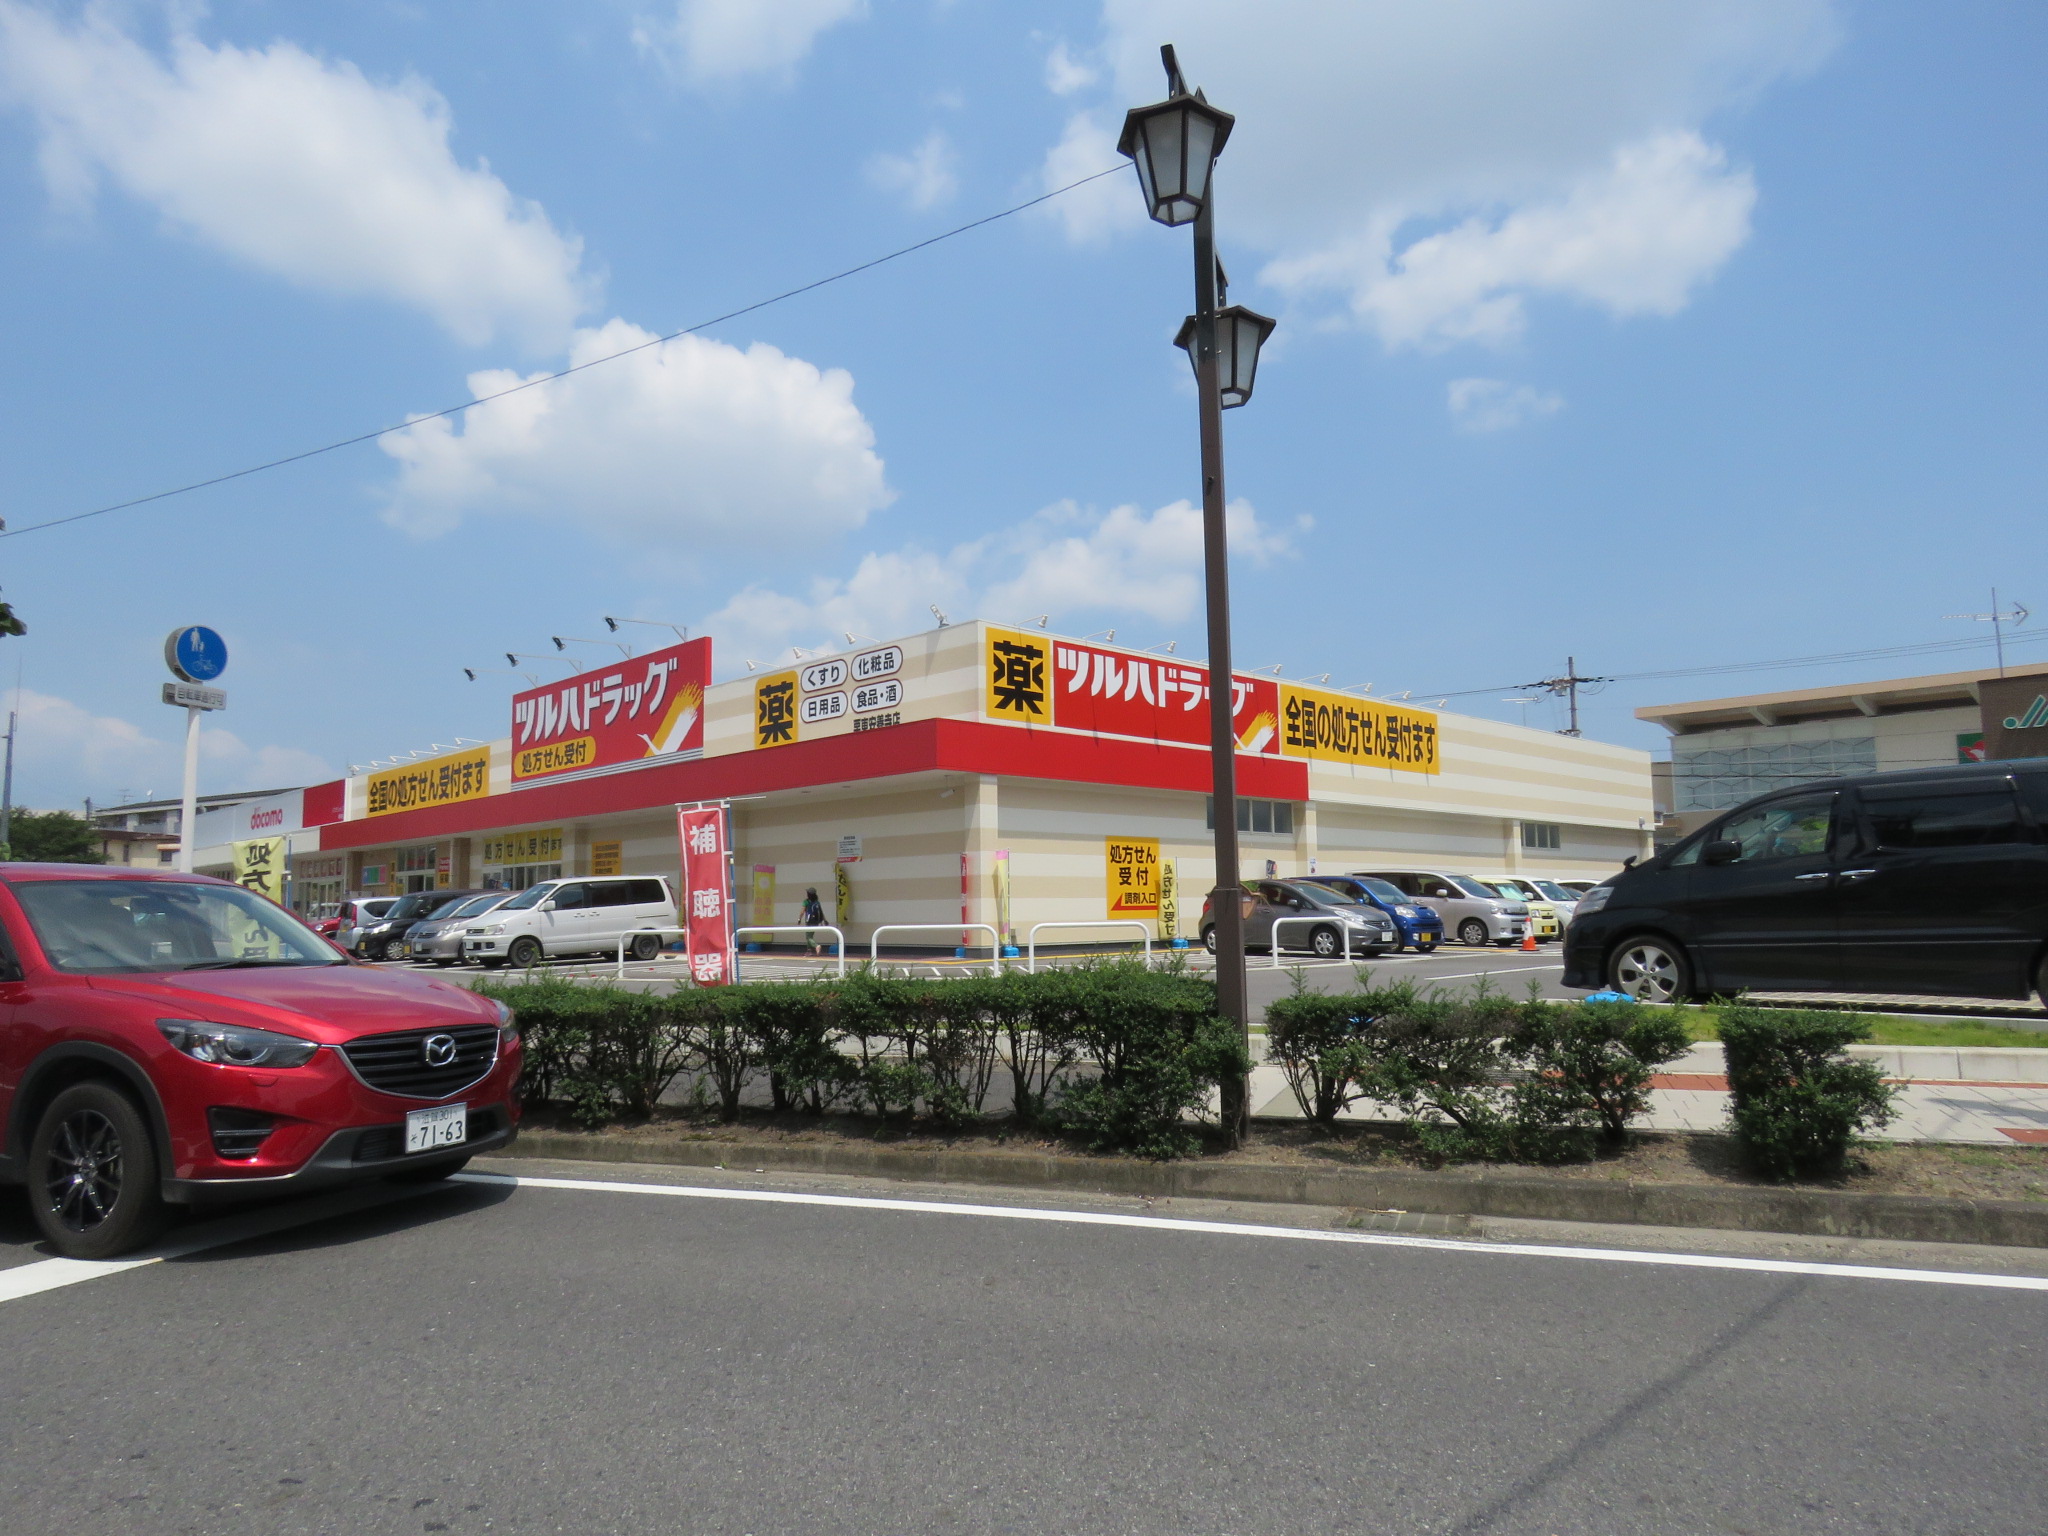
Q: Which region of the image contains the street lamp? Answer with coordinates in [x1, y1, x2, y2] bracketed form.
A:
[1120, 43, 1275, 1143]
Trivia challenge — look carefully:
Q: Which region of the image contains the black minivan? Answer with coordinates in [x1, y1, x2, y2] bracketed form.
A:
[1563, 760, 2048, 1004]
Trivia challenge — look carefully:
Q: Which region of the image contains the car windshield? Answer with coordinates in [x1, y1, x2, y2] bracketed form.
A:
[384, 893, 444, 921]
[448, 894, 508, 920]
[1530, 880, 1575, 900]
[1287, 885, 1360, 909]
[1492, 880, 1535, 899]
[11, 879, 339, 975]
[1352, 877, 1406, 903]
[1449, 877, 1501, 900]
[497, 884, 556, 911]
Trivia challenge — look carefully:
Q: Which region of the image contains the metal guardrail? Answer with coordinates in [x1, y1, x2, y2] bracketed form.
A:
[1268, 914, 1358, 967]
[733, 924, 847, 979]
[1024, 920, 1153, 974]
[869, 923, 1004, 976]
[613, 926, 691, 981]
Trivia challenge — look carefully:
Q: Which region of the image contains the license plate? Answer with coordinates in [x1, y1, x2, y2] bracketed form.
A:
[404, 1103, 467, 1154]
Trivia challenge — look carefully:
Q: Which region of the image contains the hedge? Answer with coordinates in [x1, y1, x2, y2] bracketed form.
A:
[1718, 1005, 1897, 1177]
[474, 960, 1249, 1158]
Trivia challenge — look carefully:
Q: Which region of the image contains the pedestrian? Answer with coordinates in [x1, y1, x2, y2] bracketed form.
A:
[800, 886, 826, 955]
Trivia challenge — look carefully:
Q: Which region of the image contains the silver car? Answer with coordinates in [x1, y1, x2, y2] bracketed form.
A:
[335, 896, 397, 954]
[404, 891, 514, 966]
[1354, 869, 1530, 948]
[1200, 879, 1397, 958]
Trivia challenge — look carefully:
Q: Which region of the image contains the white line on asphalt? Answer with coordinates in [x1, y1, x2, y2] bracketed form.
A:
[0, 1255, 156, 1302]
[455, 1171, 2048, 1294]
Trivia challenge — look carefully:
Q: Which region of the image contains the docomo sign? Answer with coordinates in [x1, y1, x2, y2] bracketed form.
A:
[677, 804, 734, 987]
[512, 637, 710, 781]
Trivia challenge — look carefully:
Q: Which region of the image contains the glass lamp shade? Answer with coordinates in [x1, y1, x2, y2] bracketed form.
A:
[1117, 95, 1235, 226]
[1174, 305, 1278, 408]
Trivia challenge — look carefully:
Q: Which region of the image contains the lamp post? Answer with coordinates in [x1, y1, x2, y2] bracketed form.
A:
[1120, 44, 1275, 1142]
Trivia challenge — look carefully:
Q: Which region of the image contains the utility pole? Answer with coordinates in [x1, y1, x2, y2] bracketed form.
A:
[0, 709, 15, 856]
[1516, 657, 1611, 737]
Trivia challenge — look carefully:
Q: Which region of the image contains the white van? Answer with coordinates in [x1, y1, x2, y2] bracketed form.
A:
[463, 876, 677, 969]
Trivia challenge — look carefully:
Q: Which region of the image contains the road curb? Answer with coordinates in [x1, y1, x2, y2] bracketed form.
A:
[494, 1130, 2048, 1250]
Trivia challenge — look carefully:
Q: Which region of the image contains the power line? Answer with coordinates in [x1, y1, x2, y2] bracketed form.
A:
[0, 163, 1132, 543]
[1412, 626, 2048, 702]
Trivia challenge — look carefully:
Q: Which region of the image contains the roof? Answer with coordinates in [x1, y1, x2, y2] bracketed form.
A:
[89, 788, 296, 816]
[1635, 665, 2048, 734]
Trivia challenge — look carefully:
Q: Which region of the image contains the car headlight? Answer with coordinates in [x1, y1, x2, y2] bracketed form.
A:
[157, 1018, 319, 1068]
[1574, 886, 1614, 916]
[493, 999, 519, 1044]
[1394, 905, 1417, 918]
[473, 923, 505, 936]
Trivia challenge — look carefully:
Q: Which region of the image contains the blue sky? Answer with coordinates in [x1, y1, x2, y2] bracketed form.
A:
[0, 1, 2042, 809]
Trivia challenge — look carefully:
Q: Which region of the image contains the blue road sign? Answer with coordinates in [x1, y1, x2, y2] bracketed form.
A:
[165, 625, 228, 683]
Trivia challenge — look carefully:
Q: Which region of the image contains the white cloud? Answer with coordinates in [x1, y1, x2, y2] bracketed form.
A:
[1446, 378, 1564, 433]
[636, 0, 866, 83]
[379, 318, 892, 545]
[866, 130, 957, 211]
[1039, 111, 1140, 244]
[12, 688, 330, 807]
[1051, 0, 1838, 346]
[1045, 42, 1098, 95]
[0, 4, 589, 348]
[702, 497, 1294, 670]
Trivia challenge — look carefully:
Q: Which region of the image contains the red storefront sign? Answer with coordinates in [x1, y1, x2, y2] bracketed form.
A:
[1049, 639, 1280, 753]
[677, 804, 733, 987]
[512, 637, 711, 781]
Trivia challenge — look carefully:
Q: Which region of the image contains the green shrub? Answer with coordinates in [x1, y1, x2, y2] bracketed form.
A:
[1718, 1006, 1897, 1178]
[1353, 992, 1526, 1160]
[1264, 974, 1415, 1123]
[1510, 998, 1694, 1147]
[671, 990, 754, 1119]
[1055, 961, 1248, 1159]
[727, 980, 846, 1113]
[992, 969, 1084, 1126]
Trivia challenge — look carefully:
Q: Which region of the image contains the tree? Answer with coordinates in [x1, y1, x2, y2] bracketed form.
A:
[4, 810, 105, 864]
[0, 600, 24, 638]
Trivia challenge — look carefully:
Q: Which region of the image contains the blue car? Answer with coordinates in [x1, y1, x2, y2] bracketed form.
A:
[1299, 875, 1443, 953]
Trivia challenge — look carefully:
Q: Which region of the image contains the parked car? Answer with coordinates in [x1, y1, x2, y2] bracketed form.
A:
[1354, 869, 1530, 948]
[334, 896, 397, 953]
[464, 875, 678, 969]
[0, 865, 521, 1258]
[1199, 879, 1397, 959]
[1524, 878, 1583, 927]
[1552, 879, 1601, 897]
[353, 889, 492, 962]
[404, 891, 514, 966]
[1485, 878, 1563, 940]
[1563, 760, 2048, 1005]
[1296, 875, 1443, 952]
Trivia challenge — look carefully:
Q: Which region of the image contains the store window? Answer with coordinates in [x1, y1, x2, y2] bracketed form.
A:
[1521, 822, 1562, 851]
[395, 845, 438, 893]
[1206, 797, 1295, 835]
[491, 862, 563, 892]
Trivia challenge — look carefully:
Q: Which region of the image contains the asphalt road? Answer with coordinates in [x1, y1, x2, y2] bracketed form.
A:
[3, 1157, 2045, 1535]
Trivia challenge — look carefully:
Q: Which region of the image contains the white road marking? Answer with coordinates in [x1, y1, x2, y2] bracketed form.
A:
[456, 1171, 2048, 1295]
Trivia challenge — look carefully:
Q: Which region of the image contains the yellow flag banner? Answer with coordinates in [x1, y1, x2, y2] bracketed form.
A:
[233, 836, 288, 903]
[1278, 684, 1440, 774]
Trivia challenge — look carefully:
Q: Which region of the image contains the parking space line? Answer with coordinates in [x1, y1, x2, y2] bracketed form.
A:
[456, 1171, 2048, 1294]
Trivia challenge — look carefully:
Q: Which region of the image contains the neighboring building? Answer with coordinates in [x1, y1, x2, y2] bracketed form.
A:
[188, 783, 348, 915]
[284, 620, 1655, 948]
[87, 789, 291, 867]
[1638, 665, 2048, 841]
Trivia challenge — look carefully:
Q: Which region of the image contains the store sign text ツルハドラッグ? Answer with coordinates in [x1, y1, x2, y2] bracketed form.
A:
[511, 637, 709, 782]
[366, 746, 492, 817]
[984, 628, 1281, 753]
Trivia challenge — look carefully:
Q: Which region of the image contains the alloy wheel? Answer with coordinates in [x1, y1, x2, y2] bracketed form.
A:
[43, 1108, 124, 1234]
[1611, 940, 1683, 1004]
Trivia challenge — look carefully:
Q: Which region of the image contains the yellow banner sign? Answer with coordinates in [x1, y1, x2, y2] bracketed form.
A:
[754, 671, 799, 749]
[481, 828, 562, 866]
[591, 840, 622, 877]
[1106, 836, 1161, 919]
[365, 746, 492, 817]
[1278, 685, 1440, 774]
[233, 836, 287, 903]
[514, 735, 595, 780]
[985, 627, 1051, 721]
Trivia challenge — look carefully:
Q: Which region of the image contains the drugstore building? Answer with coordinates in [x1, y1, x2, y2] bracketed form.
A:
[268, 622, 1654, 945]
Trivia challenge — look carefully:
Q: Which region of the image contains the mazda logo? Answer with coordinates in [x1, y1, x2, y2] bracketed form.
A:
[422, 1033, 459, 1068]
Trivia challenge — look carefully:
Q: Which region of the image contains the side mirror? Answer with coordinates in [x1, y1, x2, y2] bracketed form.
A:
[1702, 839, 1742, 867]
[0, 956, 23, 983]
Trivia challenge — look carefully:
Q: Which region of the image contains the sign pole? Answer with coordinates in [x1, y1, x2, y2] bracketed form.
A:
[177, 704, 201, 873]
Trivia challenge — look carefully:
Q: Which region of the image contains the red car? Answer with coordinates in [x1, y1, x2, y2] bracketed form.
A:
[0, 864, 521, 1259]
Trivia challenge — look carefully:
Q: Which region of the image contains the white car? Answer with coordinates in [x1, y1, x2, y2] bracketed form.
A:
[465, 875, 677, 969]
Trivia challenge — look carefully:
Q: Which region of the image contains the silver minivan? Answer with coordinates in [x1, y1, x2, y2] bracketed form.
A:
[1354, 869, 1530, 948]
[465, 875, 677, 969]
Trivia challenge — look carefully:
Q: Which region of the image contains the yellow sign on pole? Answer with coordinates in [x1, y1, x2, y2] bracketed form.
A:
[751, 864, 777, 927]
[1158, 857, 1179, 941]
[233, 835, 287, 903]
[1105, 836, 1161, 921]
[833, 863, 851, 927]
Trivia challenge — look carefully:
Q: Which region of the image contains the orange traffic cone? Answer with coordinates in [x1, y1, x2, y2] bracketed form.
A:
[1519, 931, 1538, 952]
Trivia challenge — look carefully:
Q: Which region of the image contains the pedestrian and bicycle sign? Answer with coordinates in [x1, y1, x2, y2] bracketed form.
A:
[165, 625, 228, 683]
